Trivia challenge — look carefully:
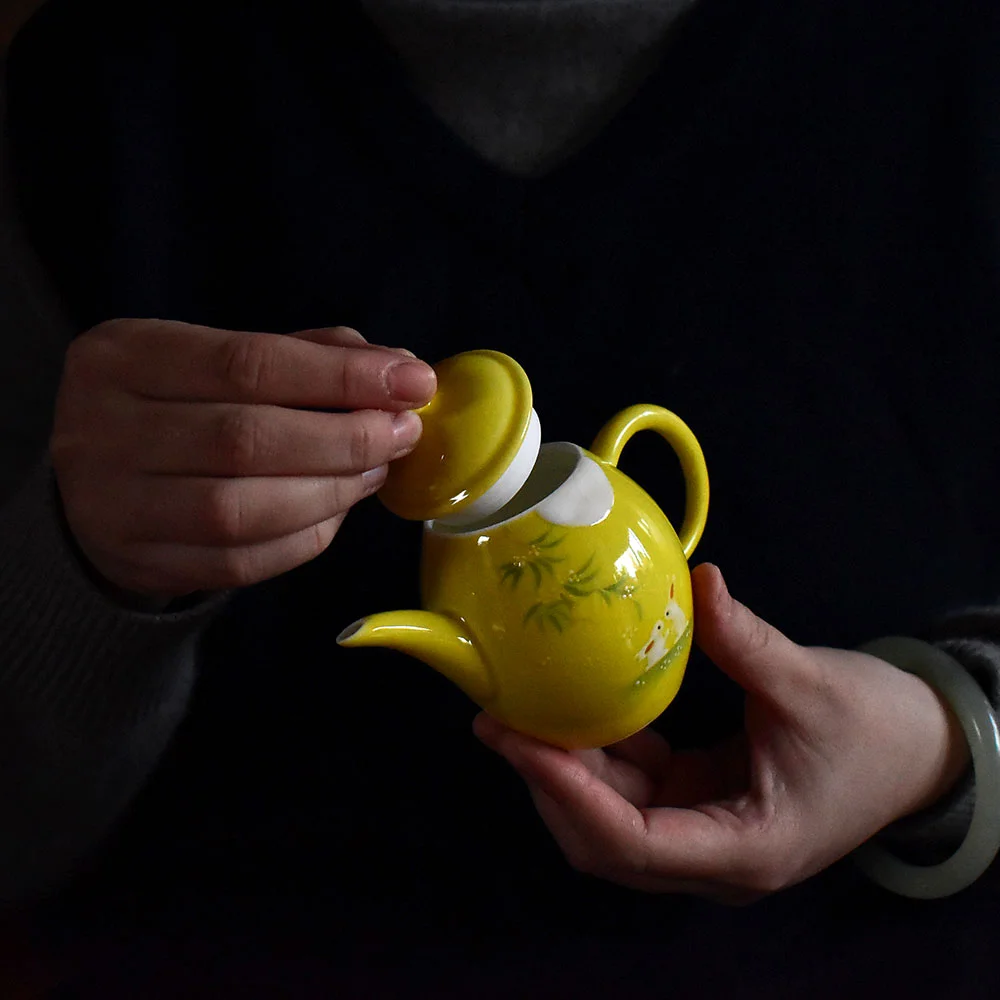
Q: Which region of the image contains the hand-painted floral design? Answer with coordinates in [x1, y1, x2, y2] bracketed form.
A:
[499, 528, 642, 632]
[498, 528, 565, 589]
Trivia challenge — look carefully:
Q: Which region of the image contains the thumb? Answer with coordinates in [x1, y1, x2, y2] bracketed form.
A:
[692, 563, 814, 706]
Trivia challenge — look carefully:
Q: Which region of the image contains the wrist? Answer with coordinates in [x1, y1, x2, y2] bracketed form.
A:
[855, 636, 1000, 898]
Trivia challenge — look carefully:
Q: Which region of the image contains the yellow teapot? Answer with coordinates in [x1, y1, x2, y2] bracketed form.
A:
[337, 351, 709, 749]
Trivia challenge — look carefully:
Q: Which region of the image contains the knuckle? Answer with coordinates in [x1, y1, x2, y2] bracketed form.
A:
[337, 352, 378, 404]
[622, 817, 652, 877]
[347, 417, 378, 470]
[217, 334, 274, 396]
[309, 520, 338, 558]
[216, 408, 264, 473]
[201, 480, 246, 543]
[743, 613, 775, 659]
[328, 475, 361, 515]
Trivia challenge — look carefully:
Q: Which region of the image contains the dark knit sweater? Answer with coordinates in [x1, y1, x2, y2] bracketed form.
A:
[2, 0, 1000, 993]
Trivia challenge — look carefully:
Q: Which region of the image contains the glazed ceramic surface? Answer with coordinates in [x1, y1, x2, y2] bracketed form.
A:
[339, 398, 709, 749]
[378, 351, 537, 524]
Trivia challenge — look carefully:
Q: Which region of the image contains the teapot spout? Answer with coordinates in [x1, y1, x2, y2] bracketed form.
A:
[337, 611, 494, 704]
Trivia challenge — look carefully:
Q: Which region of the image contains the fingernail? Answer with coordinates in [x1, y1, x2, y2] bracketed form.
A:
[388, 361, 436, 404]
[362, 465, 388, 491]
[391, 410, 422, 456]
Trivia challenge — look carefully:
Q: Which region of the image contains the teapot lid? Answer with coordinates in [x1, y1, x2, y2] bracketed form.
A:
[379, 350, 540, 524]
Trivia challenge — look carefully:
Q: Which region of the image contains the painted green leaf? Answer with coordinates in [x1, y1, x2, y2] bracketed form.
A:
[528, 528, 565, 549]
[537, 535, 566, 550]
[505, 534, 645, 632]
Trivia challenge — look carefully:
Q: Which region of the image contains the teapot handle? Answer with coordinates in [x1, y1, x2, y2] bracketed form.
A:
[590, 405, 709, 560]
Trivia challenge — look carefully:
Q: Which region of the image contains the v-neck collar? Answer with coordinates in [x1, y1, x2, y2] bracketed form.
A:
[275, 0, 781, 254]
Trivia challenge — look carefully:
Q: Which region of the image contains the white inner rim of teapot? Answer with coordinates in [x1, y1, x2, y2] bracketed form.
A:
[430, 424, 615, 536]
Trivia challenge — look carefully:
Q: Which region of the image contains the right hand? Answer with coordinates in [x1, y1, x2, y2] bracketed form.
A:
[50, 319, 436, 601]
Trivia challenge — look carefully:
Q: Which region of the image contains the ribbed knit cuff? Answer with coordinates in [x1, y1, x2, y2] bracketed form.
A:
[875, 616, 1000, 866]
[0, 460, 229, 743]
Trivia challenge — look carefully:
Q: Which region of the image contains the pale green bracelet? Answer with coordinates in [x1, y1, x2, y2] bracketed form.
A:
[853, 636, 1000, 899]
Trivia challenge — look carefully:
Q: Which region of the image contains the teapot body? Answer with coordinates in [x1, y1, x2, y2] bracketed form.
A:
[338, 384, 710, 752]
[422, 444, 693, 748]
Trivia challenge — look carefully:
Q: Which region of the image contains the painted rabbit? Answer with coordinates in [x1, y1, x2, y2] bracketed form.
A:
[636, 618, 670, 671]
[636, 577, 689, 671]
[663, 576, 688, 642]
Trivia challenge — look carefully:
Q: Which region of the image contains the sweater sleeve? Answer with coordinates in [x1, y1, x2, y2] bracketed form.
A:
[0, 460, 229, 906]
[873, 614, 1000, 866]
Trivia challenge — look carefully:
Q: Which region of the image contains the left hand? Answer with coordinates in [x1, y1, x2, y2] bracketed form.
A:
[474, 564, 969, 903]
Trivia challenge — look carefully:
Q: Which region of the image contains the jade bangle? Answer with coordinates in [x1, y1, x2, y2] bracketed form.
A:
[854, 636, 1000, 899]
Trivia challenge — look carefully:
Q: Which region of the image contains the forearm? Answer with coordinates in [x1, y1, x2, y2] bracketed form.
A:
[0, 461, 227, 905]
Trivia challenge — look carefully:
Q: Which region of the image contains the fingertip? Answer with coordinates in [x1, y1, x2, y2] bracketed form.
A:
[362, 464, 389, 492]
[692, 562, 731, 632]
[474, 714, 532, 758]
[391, 409, 423, 456]
[473, 713, 532, 763]
[472, 711, 503, 746]
[692, 562, 726, 597]
[474, 716, 531, 777]
[692, 564, 804, 700]
[473, 715, 571, 782]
